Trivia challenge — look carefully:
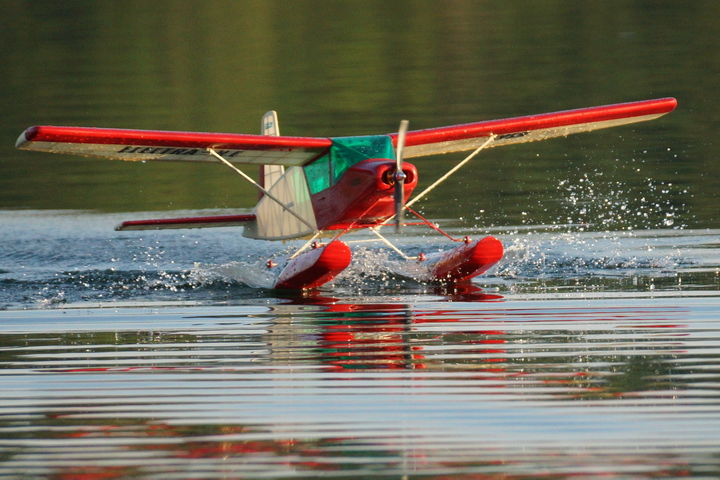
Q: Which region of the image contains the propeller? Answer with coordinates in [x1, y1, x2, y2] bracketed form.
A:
[394, 120, 409, 233]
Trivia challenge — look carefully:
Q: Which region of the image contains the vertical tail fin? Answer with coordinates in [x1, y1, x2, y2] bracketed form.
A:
[262, 110, 280, 136]
[259, 111, 284, 195]
[248, 111, 318, 239]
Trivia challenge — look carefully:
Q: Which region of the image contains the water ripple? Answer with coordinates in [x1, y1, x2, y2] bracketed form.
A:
[1, 296, 720, 478]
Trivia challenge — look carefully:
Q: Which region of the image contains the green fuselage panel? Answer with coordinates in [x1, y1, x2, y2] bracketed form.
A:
[304, 135, 394, 195]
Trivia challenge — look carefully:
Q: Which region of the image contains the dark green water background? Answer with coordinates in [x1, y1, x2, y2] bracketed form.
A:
[1, 0, 717, 230]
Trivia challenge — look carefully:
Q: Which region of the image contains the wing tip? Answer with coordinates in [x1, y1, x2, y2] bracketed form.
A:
[15, 126, 38, 149]
[649, 96, 677, 114]
[665, 96, 678, 111]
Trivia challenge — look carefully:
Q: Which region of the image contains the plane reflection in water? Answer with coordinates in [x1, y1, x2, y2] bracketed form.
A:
[280, 286, 504, 371]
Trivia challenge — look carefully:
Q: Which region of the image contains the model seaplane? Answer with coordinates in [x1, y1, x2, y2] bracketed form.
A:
[16, 97, 676, 290]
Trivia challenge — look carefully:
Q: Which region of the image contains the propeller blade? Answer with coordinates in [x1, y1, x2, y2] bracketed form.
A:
[395, 120, 409, 233]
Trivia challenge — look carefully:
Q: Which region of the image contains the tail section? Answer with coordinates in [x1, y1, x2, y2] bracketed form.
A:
[245, 111, 318, 240]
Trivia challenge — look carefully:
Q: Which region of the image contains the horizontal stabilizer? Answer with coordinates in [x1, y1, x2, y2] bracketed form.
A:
[394, 97, 677, 157]
[116, 214, 256, 231]
[16, 126, 331, 167]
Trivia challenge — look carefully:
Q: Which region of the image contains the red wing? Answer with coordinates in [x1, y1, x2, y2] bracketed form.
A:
[16, 126, 332, 167]
[391, 98, 677, 158]
[17, 98, 676, 165]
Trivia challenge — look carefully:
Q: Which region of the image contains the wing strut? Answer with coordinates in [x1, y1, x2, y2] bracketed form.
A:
[378, 134, 496, 234]
[207, 148, 319, 235]
[406, 134, 496, 209]
[369, 227, 415, 260]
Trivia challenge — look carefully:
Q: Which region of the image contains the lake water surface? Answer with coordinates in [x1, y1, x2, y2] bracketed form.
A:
[1, 211, 719, 478]
[2, 1, 720, 478]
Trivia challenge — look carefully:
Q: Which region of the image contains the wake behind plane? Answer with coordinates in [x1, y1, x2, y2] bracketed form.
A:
[16, 97, 677, 290]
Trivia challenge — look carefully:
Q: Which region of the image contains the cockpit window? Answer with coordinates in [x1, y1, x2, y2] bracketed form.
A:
[304, 135, 394, 195]
[304, 154, 331, 194]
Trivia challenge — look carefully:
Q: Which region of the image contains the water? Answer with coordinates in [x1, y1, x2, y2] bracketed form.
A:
[1, 211, 719, 478]
[2, 1, 720, 478]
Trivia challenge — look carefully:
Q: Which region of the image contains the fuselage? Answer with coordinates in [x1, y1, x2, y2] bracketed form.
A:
[311, 158, 418, 230]
[246, 134, 419, 240]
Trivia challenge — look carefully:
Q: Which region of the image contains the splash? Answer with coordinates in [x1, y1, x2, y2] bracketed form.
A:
[333, 246, 414, 290]
[551, 156, 691, 232]
[190, 260, 276, 289]
[492, 227, 694, 295]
